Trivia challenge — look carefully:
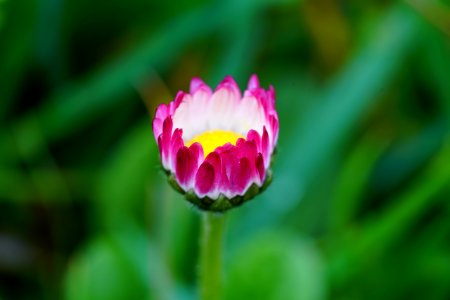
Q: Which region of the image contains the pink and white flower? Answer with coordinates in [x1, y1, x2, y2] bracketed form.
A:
[152, 75, 279, 211]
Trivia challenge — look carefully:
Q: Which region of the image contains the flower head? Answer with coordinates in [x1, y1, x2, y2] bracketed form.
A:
[152, 75, 279, 211]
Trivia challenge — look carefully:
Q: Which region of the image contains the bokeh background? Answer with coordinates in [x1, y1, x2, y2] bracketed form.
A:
[1, 0, 450, 299]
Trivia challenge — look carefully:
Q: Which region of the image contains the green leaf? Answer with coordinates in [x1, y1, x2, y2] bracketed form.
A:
[94, 121, 156, 229]
[330, 134, 388, 231]
[328, 142, 450, 286]
[225, 231, 325, 300]
[64, 234, 150, 300]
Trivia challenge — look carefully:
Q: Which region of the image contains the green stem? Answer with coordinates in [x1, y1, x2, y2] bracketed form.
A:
[199, 212, 225, 300]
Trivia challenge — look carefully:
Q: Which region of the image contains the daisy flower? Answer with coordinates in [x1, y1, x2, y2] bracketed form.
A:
[152, 75, 278, 211]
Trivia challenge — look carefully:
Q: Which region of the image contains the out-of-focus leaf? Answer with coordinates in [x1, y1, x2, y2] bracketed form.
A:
[207, 0, 301, 84]
[111, 222, 175, 300]
[275, 3, 422, 205]
[209, 15, 261, 85]
[93, 120, 195, 297]
[64, 225, 151, 300]
[0, 0, 36, 120]
[330, 134, 388, 231]
[162, 188, 199, 286]
[230, 3, 424, 238]
[0, 169, 29, 201]
[371, 119, 447, 194]
[419, 24, 450, 116]
[94, 121, 156, 229]
[328, 142, 450, 286]
[0, 0, 297, 164]
[64, 221, 185, 300]
[0, 166, 87, 203]
[35, 0, 66, 84]
[225, 230, 325, 300]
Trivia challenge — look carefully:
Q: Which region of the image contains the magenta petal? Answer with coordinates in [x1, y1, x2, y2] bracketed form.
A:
[269, 114, 279, 142]
[235, 138, 246, 148]
[155, 103, 169, 120]
[173, 91, 185, 109]
[218, 147, 237, 193]
[262, 126, 269, 166]
[215, 142, 234, 154]
[189, 142, 204, 165]
[216, 75, 241, 99]
[236, 138, 258, 162]
[162, 116, 173, 136]
[170, 129, 184, 170]
[247, 130, 261, 153]
[203, 152, 221, 193]
[231, 157, 252, 194]
[268, 85, 276, 110]
[205, 152, 221, 175]
[190, 77, 205, 94]
[247, 74, 260, 90]
[157, 135, 163, 155]
[152, 118, 163, 141]
[176, 146, 198, 189]
[195, 162, 215, 195]
[256, 153, 265, 183]
[160, 117, 173, 168]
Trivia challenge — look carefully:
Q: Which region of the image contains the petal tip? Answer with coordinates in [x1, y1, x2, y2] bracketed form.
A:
[248, 74, 260, 90]
[189, 77, 205, 94]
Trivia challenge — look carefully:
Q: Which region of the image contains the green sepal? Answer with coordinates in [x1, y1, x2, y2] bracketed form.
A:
[165, 170, 273, 213]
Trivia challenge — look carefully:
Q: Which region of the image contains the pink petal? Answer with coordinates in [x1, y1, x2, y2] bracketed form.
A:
[160, 116, 173, 168]
[175, 146, 198, 189]
[155, 103, 169, 120]
[247, 74, 260, 90]
[256, 153, 265, 183]
[236, 138, 258, 162]
[231, 157, 252, 194]
[195, 162, 215, 195]
[269, 113, 279, 145]
[268, 85, 276, 111]
[195, 151, 222, 198]
[173, 91, 186, 110]
[189, 142, 204, 165]
[170, 129, 184, 171]
[190, 77, 209, 94]
[204, 152, 221, 177]
[236, 138, 261, 185]
[262, 126, 269, 167]
[250, 87, 275, 117]
[247, 130, 261, 153]
[152, 118, 163, 141]
[157, 135, 163, 156]
[217, 147, 237, 195]
[216, 75, 241, 100]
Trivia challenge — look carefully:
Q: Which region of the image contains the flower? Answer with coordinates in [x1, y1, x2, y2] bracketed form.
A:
[152, 75, 279, 211]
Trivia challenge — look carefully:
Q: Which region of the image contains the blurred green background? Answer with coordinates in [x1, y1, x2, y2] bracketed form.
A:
[1, 0, 450, 299]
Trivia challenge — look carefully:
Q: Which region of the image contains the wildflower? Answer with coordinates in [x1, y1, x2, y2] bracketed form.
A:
[152, 75, 278, 211]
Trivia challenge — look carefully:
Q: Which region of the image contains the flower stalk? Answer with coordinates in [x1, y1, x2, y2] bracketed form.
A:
[199, 212, 225, 300]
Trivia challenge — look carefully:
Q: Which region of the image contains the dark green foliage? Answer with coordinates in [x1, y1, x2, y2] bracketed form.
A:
[1, 0, 450, 299]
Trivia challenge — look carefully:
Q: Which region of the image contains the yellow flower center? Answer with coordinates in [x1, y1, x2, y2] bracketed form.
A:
[186, 130, 244, 156]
